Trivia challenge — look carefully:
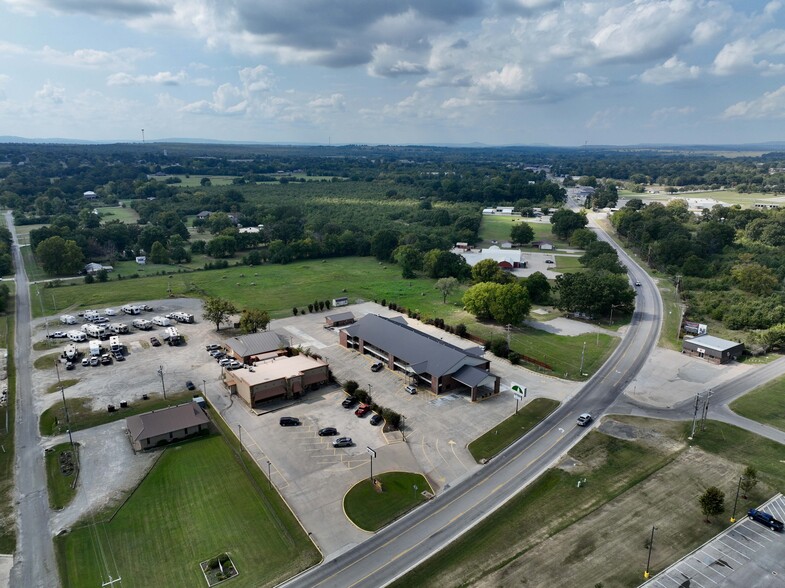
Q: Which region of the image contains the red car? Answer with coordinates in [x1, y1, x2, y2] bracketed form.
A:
[354, 403, 370, 417]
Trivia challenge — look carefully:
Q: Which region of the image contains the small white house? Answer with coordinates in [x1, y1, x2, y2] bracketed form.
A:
[135, 256, 147, 265]
[83, 190, 98, 200]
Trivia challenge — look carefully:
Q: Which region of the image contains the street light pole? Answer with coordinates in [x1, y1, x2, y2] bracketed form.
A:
[157, 365, 167, 400]
[267, 460, 272, 489]
[730, 476, 743, 523]
[579, 341, 586, 376]
[55, 362, 74, 449]
[644, 525, 657, 579]
[202, 379, 206, 396]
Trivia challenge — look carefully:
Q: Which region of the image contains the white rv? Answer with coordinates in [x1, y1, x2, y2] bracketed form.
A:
[88, 340, 101, 356]
[121, 305, 141, 315]
[83, 310, 101, 322]
[151, 316, 171, 327]
[62, 343, 79, 360]
[60, 315, 77, 325]
[170, 312, 194, 324]
[132, 319, 153, 330]
[67, 330, 86, 342]
[108, 323, 129, 334]
[109, 336, 122, 353]
[82, 324, 106, 339]
[163, 326, 182, 345]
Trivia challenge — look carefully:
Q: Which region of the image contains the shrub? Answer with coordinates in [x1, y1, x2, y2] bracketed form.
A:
[490, 338, 509, 357]
[84, 274, 94, 284]
[455, 323, 467, 338]
[508, 351, 521, 365]
[344, 380, 359, 395]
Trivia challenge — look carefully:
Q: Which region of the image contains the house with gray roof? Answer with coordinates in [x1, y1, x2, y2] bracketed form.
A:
[224, 331, 286, 363]
[682, 335, 744, 364]
[125, 402, 211, 451]
[340, 314, 499, 401]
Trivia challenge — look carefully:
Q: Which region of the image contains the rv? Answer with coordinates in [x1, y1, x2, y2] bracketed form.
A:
[88, 340, 101, 357]
[170, 312, 194, 324]
[81, 324, 106, 339]
[163, 326, 182, 345]
[109, 336, 122, 353]
[83, 310, 101, 322]
[62, 343, 79, 361]
[132, 319, 153, 330]
[151, 316, 171, 327]
[108, 323, 129, 334]
[60, 315, 77, 325]
[67, 330, 86, 342]
[121, 305, 141, 315]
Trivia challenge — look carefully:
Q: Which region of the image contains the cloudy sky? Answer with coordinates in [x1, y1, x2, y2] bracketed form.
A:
[1, 0, 785, 145]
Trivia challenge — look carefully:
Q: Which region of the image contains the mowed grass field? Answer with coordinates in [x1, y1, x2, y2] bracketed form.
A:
[478, 215, 570, 248]
[730, 374, 785, 431]
[56, 435, 319, 588]
[95, 205, 139, 224]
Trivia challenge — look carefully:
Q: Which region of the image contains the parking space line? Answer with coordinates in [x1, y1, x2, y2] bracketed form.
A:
[726, 527, 767, 549]
[737, 524, 773, 543]
[713, 537, 750, 561]
[684, 558, 720, 583]
[663, 571, 701, 588]
[704, 543, 744, 567]
[719, 533, 757, 556]
[694, 555, 727, 580]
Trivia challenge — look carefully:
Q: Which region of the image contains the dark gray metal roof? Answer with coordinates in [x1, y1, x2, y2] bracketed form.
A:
[344, 314, 486, 378]
[225, 331, 284, 357]
[451, 365, 493, 388]
[683, 335, 744, 353]
[126, 402, 209, 442]
[326, 311, 354, 323]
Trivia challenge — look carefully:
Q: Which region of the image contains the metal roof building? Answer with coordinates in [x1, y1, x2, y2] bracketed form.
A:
[125, 402, 210, 451]
[340, 314, 499, 401]
[224, 331, 286, 363]
[682, 335, 744, 364]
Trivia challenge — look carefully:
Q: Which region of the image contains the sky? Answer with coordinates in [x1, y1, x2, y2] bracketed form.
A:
[1, 0, 785, 146]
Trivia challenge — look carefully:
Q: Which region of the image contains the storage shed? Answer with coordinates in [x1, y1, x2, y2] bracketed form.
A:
[325, 311, 355, 328]
[682, 335, 744, 364]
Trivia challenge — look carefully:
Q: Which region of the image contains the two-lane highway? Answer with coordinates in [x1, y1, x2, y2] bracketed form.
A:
[284, 221, 663, 587]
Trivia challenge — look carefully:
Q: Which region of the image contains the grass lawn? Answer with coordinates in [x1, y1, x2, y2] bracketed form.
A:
[46, 379, 78, 394]
[95, 206, 139, 224]
[730, 377, 785, 431]
[552, 255, 585, 273]
[150, 174, 239, 187]
[391, 426, 680, 588]
[0, 314, 15, 552]
[479, 216, 571, 248]
[21, 244, 48, 282]
[468, 398, 559, 462]
[343, 471, 433, 532]
[45, 442, 79, 510]
[33, 352, 60, 370]
[56, 435, 319, 588]
[40, 391, 195, 437]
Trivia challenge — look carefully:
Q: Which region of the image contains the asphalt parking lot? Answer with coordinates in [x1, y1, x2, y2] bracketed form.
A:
[642, 494, 785, 588]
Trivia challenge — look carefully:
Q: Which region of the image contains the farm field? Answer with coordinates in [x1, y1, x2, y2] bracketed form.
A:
[150, 174, 239, 187]
[627, 188, 785, 208]
[393, 417, 783, 588]
[55, 435, 319, 588]
[95, 205, 139, 224]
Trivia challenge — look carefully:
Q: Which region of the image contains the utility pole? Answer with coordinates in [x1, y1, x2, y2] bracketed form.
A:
[506, 324, 512, 348]
[730, 475, 743, 523]
[700, 389, 712, 432]
[157, 365, 167, 400]
[55, 362, 74, 450]
[579, 341, 586, 376]
[688, 392, 701, 440]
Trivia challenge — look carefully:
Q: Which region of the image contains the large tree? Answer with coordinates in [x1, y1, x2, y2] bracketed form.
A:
[423, 250, 471, 280]
[35, 236, 84, 276]
[510, 222, 534, 245]
[556, 270, 636, 317]
[394, 245, 423, 279]
[203, 297, 238, 331]
[524, 271, 551, 304]
[471, 259, 512, 284]
[489, 282, 531, 325]
[550, 209, 588, 240]
[371, 229, 399, 262]
[463, 282, 502, 320]
[699, 486, 725, 523]
[435, 277, 459, 303]
[239, 308, 271, 333]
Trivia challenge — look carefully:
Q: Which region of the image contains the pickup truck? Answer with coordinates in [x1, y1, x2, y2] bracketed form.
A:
[748, 508, 784, 531]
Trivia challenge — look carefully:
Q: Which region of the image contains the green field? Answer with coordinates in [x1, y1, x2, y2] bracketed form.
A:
[56, 435, 319, 588]
[95, 205, 139, 224]
[552, 255, 585, 273]
[468, 398, 559, 462]
[343, 472, 432, 532]
[479, 216, 570, 248]
[45, 442, 79, 510]
[730, 376, 785, 432]
[633, 188, 784, 208]
[150, 174, 239, 187]
[46, 379, 78, 394]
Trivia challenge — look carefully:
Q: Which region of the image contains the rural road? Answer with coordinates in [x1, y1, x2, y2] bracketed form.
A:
[6, 211, 59, 588]
[282, 222, 663, 586]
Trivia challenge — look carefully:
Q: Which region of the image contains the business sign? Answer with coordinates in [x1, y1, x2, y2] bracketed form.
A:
[366, 446, 377, 458]
[511, 383, 527, 400]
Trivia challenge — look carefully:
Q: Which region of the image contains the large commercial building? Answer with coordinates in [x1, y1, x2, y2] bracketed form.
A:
[224, 331, 286, 364]
[682, 335, 744, 364]
[340, 314, 500, 401]
[225, 355, 330, 407]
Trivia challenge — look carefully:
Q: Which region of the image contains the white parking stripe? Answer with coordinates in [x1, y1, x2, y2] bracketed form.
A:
[715, 536, 752, 560]
[728, 527, 767, 548]
[739, 523, 773, 543]
[719, 534, 757, 556]
[704, 543, 744, 567]
[680, 559, 717, 584]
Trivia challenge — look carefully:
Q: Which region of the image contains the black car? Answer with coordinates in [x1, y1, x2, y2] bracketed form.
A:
[279, 416, 301, 427]
[150, 337, 161, 347]
[370, 362, 383, 372]
[185, 380, 196, 391]
[370, 414, 383, 426]
[318, 427, 338, 436]
[341, 397, 358, 409]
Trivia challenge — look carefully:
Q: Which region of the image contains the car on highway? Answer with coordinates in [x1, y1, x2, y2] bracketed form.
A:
[748, 508, 784, 531]
[150, 337, 161, 347]
[332, 437, 353, 448]
[405, 385, 417, 395]
[635, 281, 641, 287]
[576, 413, 593, 427]
[48, 331, 67, 339]
[279, 416, 301, 427]
[354, 403, 371, 417]
[371, 362, 384, 372]
[318, 427, 338, 436]
[370, 414, 383, 426]
[185, 380, 196, 391]
[342, 396, 358, 409]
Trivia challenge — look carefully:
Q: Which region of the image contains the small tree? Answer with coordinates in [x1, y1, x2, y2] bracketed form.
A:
[740, 466, 758, 499]
[96, 269, 109, 283]
[202, 296, 238, 331]
[699, 486, 725, 523]
[344, 380, 359, 395]
[84, 274, 94, 284]
[435, 276, 459, 304]
[292, 307, 298, 316]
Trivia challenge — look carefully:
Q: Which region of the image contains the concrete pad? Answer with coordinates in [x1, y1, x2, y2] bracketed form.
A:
[524, 316, 620, 337]
[0, 554, 11, 588]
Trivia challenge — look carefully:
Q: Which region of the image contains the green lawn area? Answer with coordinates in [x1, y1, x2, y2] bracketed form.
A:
[21, 244, 48, 282]
[40, 391, 195, 437]
[95, 206, 139, 224]
[552, 255, 585, 273]
[468, 398, 559, 462]
[391, 427, 681, 588]
[56, 435, 319, 588]
[150, 174, 239, 187]
[343, 471, 432, 532]
[730, 375, 785, 432]
[0, 314, 16, 552]
[479, 216, 570, 248]
[45, 442, 79, 510]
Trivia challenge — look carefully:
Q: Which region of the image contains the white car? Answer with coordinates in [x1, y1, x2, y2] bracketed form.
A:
[576, 413, 593, 427]
[105, 308, 117, 316]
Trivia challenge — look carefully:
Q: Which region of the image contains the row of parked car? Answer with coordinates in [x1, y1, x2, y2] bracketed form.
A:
[205, 344, 243, 370]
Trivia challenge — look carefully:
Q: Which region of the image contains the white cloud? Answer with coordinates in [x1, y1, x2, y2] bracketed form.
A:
[713, 30, 785, 76]
[107, 71, 187, 86]
[181, 65, 274, 115]
[639, 56, 700, 85]
[307, 93, 346, 110]
[568, 72, 608, 88]
[722, 85, 785, 119]
[586, 106, 632, 130]
[474, 64, 531, 97]
[39, 45, 153, 68]
[34, 81, 65, 104]
[650, 106, 695, 122]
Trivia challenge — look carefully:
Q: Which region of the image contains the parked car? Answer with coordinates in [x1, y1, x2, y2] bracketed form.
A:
[748, 508, 784, 531]
[370, 414, 383, 426]
[227, 360, 242, 370]
[65, 361, 74, 370]
[150, 337, 161, 347]
[185, 380, 196, 391]
[576, 413, 593, 427]
[49, 331, 67, 339]
[143, 304, 153, 311]
[332, 437, 353, 448]
[354, 403, 370, 417]
[405, 385, 417, 395]
[205, 344, 221, 351]
[318, 427, 338, 436]
[100, 354, 112, 365]
[81, 357, 90, 367]
[544, 259, 555, 264]
[370, 362, 384, 372]
[279, 416, 301, 427]
[114, 353, 125, 361]
[89, 356, 100, 366]
[341, 396, 358, 409]
[219, 358, 231, 367]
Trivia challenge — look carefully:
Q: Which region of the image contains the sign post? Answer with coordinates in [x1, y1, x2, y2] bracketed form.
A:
[366, 446, 377, 483]
[511, 383, 526, 414]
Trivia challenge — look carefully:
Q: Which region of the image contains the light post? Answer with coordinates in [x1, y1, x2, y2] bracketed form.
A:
[238, 424, 242, 453]
[202, 379, 206, 396]
[366, 446, 376, 483]
[644, 525, 657, 579]
[267, 460, 272, 489]
[55, 362, 74, 450]
[157, 365, 167, 400]
[730, 476, 744, 523]
[579, 341, 586, 376]
[609, 303, 623, 326]
[413, 484, 418, 501]
[400, 415, 406, 442]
